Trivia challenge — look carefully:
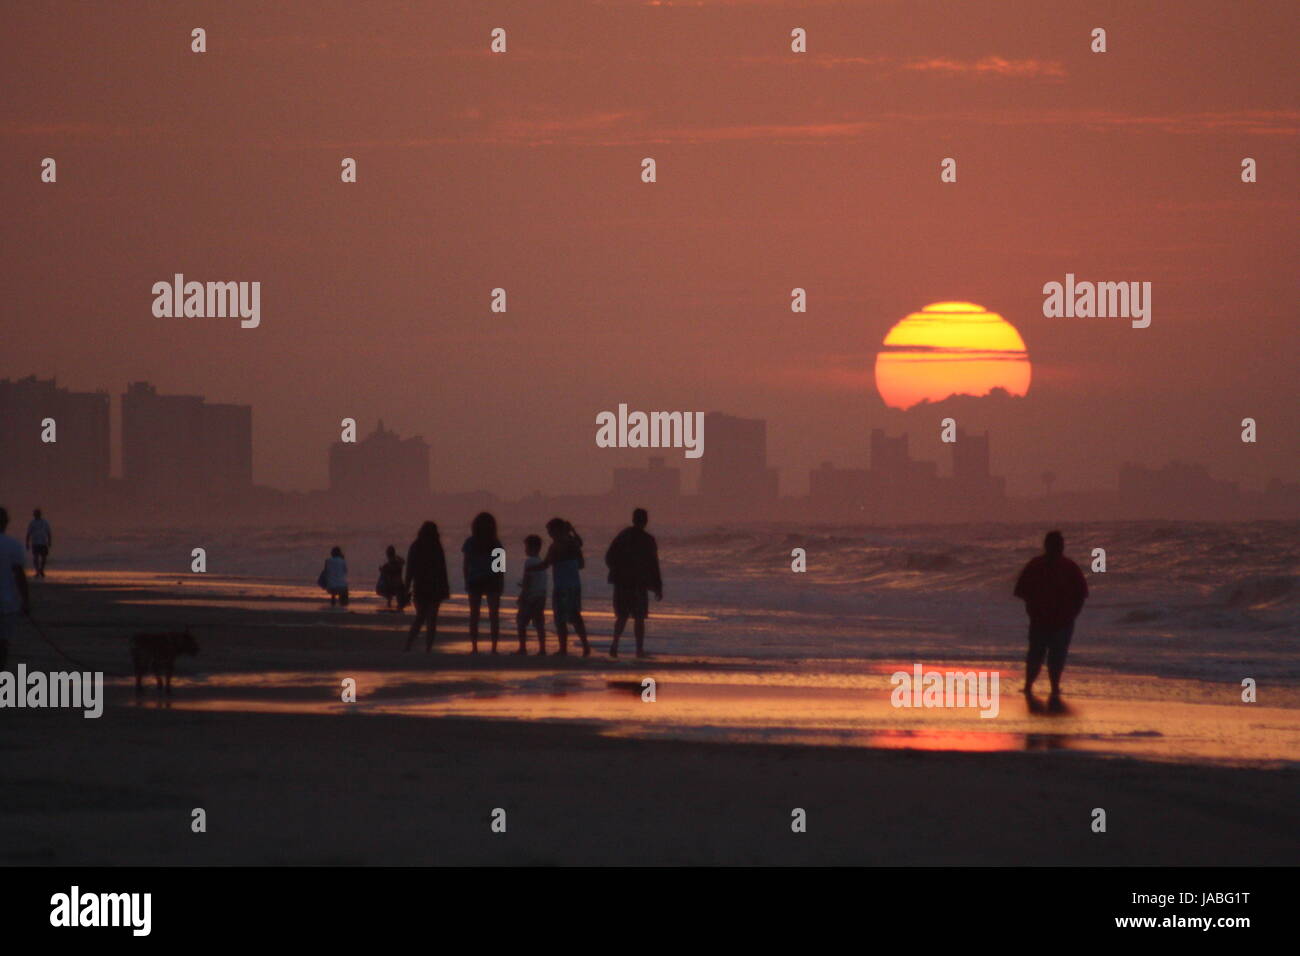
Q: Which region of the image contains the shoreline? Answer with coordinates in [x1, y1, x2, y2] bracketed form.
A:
[3, 578, 1298, 865]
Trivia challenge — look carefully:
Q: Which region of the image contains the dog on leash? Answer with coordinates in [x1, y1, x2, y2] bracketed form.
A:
[130, 630, 199, 695]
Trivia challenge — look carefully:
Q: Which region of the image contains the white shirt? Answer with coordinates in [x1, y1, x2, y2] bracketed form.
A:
[27, 518, 51, 548]
[521, 555, 548, 600]
[0, 533, 27, 614]
[324, 556, 348, 590]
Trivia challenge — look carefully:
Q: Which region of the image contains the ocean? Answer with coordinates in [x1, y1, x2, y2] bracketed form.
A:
[49, 519, 1300, 686]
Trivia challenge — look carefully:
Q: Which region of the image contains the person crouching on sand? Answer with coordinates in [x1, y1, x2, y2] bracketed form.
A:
[321, 546, 349, 607]
[377, 545, 408, 610]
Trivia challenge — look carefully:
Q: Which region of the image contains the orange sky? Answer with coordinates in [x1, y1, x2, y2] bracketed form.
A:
[2, 0, 1295, 497]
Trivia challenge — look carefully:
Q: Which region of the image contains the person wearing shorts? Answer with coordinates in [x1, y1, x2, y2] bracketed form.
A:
[1014, 530, 1088, 704]
[26, 509, 52, 578]
[515, 535, 547, 655]
[605, 508, 663, 659]
[537, 518, 590, 657]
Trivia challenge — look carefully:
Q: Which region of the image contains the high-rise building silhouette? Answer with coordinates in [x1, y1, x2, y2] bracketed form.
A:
[700, 412, 779, 505]
[950, 427, 1004, 502]
[0, 376, 110, 505]
[122, 382, 252, 498]
[329, 420, 429, 501]
[613, 456, 681, 505]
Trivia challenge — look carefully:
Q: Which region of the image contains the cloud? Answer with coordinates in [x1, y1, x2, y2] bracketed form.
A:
[904, 56, 1066, 79]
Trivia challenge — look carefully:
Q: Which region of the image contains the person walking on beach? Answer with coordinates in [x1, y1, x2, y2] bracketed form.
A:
[404, 521, 450, 652]
[605, 508, 662, 659]
[321, 546, 349, 607]
[516, 534, 548, 655]
[535, 518, 590, 657]
[377, 545, 408, 611]
[1014, 530, 1088, 703]
[26, 508, 52, 578]
[0, 508, 31, 670]
[462, 512, 506, 654]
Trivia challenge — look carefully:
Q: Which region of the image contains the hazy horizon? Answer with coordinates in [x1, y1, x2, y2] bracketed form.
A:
[3, 0, 1295, 499]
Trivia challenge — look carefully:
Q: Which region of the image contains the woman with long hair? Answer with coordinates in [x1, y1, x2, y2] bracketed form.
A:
[462, 511, 506, 653]
[404, 521, 450, 652]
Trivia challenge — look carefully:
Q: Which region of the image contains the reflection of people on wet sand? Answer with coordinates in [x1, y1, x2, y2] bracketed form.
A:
[1014, 530, 1088, 708]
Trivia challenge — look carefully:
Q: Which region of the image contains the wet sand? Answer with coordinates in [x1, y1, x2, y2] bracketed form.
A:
[1, 576, 1297, 865]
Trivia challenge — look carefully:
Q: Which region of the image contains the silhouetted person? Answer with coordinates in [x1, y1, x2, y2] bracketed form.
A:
[377, 545, 408, 610]
[405, 521, 450, 652]
[606, 508, 663, 659]
[1014, 530, 1088, 703]
[462, 512, 505, 654]
[26, 508, 52, 578]
[515, 534, 547, 655]
[0, 508, 30, 670]
[322, 546, 349, 606]
[534, 518, 590, 656]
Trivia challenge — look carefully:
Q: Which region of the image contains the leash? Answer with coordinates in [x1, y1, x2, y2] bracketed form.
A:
[22, 615, 133, 677]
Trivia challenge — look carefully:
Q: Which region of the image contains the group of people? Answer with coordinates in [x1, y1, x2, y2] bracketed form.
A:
[0, 499, 1089, 697]
[317, 508, 664, 658]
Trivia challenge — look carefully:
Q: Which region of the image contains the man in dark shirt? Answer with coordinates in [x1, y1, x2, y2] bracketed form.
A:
[1014, 530, 1088, 701]
[605, 508, 663, 659]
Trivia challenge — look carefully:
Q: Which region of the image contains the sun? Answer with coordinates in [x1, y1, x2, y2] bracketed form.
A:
[874, 301, 1031, 410]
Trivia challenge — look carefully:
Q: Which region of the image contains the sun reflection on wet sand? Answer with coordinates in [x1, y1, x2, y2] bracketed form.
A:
[144, 665, 1300, 767]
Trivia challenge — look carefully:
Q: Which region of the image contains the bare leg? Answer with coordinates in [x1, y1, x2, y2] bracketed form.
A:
[1023, 636, 1046, 695]
[424, 602, 440, 652]
[634, 618, 646, 658]
[572, 614, 590, 657]
[610, 614, 628, 658]
[468, 592, 482, 654]
[406, 605, 426, 650]
[487, 593, 501, 654]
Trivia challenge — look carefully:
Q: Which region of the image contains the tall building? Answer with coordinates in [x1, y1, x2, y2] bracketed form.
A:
[870, 429, 912, 479]
[951, 428, 991, 482]
[121, 382, 252, 498]
[613, 456, 682, 506]
[0, 376, 110, 505]
[329, 420, 429, 501]
[950, 428, 1004, 503]
[699, 412, 779, 504]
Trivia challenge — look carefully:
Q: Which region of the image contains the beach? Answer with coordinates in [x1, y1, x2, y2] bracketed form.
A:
[2, 573, 1297, 866]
